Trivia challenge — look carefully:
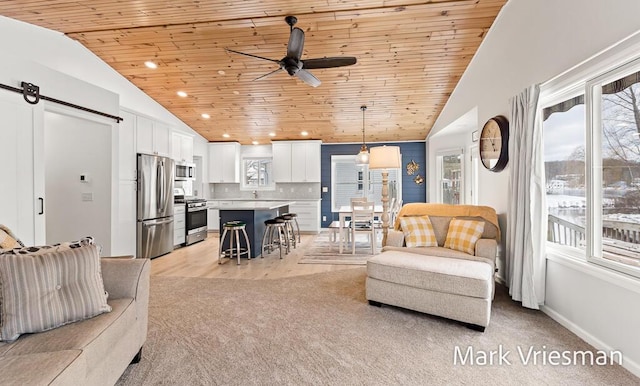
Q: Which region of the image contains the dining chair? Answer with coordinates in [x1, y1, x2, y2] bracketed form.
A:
[350, 200, 376, 255]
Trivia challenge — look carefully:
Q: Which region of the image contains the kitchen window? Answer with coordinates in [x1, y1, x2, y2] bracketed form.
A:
[542, 57, 640, 278]
[241, 157, 274, 190]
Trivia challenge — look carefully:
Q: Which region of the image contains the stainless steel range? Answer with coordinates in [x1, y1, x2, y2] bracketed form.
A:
[185, 198, 208, 245]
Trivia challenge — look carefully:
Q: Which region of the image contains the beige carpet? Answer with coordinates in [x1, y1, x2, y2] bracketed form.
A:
[298, 230, 380, 265]
[116, 269, 637, 385]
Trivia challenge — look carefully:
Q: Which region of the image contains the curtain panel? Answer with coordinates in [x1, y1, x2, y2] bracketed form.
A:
[506, 84, 546, 309]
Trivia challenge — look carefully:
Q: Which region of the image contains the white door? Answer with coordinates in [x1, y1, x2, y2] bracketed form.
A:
[469, 145, 479, 205]
[0, 89, 44, 246]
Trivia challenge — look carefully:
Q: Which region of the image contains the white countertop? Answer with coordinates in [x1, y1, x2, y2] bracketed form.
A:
[215, 201, 296, 210]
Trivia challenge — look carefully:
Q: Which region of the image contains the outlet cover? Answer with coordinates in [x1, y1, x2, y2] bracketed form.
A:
[322, 186, 328, 193]
[322, 216, 326, 221]
[81, 192, 93, 202]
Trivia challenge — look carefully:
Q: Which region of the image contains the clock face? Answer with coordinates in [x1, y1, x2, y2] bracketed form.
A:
[480, 116, 509, 172]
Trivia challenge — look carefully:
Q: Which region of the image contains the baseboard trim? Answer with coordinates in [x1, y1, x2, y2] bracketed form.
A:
[541, 304, 640, 378]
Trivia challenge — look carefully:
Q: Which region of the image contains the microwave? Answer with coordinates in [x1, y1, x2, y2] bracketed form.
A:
[175, 162, 195, 181]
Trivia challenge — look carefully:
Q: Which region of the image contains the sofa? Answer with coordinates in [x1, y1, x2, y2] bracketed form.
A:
[366, 203, 499, 331]
[0, 256, 150, 385]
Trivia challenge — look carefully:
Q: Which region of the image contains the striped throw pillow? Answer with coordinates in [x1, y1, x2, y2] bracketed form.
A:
[400, 216, 438, 248]
[444, 219, 485, 255]
[0, 244, 111, 342]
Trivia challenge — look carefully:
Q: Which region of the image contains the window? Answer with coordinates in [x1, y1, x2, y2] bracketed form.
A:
[241, 157, 274, 190]
[330, 155, 401, 212]
[542, 58, 640, 277]
[543, 94, 586, 251]
[436, 150, 463, 204]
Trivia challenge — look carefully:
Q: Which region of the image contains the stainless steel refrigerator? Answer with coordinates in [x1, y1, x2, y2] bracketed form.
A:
[137, 154, 175, 259]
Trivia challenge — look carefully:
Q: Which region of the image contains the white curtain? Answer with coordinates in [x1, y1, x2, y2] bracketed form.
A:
[506, 84, 546, 309]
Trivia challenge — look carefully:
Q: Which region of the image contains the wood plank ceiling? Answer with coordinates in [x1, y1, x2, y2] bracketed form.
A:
[0, 0, 507, 144]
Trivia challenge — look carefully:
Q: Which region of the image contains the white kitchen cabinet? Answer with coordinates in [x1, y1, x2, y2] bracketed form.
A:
[171, 131, 194, 163]
[272, 142, 293, 182]
[288, 200, 321, 233]
[174, 205, 186, 246]
[119, 111, 137, 181]
[136, 116, 171, 157]
[208, 142, 240, 183]
[273, 141, 321, 183]
[207, 201, 219, 231]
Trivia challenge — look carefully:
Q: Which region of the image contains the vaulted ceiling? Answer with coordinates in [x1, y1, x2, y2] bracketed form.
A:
[0, 0, 507, 144]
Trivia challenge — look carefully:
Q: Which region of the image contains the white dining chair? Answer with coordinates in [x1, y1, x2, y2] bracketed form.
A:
[350, 200, 376, 255]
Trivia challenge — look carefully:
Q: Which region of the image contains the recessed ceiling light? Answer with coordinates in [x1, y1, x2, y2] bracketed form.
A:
[222, 133, 230, 138]
[233, 90, 240, 95]
[268, 132, 276, 137]
[177, 91, 188, 98]
[301, 131, 309, 136]
[144, 61, 157, 69]
[218, 70, 226, 75]
[252, 140, 259, 145]
[201, 113, 210, 119]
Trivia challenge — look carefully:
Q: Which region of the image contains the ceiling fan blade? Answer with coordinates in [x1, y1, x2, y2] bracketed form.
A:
[286, 27, 305, 60]
[253, 68, 284, 81]
[302, 57, 357, 69]
[225, 48, 280, 64]
[295, 69, 321, 88]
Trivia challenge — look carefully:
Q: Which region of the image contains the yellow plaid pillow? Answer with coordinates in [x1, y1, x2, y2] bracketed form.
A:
[444, 219, 485, 255]
[400, 216, 438, 247]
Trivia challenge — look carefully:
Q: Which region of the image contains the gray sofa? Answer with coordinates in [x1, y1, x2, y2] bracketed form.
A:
[366, 203, 498, 331]
[0, 257, 150, 385]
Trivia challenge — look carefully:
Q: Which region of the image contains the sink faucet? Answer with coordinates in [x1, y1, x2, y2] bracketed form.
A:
[252, 190, 258, 199]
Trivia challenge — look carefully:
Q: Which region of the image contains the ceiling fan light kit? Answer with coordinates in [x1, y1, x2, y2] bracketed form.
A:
[226, 16, 357, 88]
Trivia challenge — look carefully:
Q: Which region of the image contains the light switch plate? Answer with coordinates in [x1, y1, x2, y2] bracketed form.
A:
[81, 192, 93, 202]
[322, 186, 328, 193]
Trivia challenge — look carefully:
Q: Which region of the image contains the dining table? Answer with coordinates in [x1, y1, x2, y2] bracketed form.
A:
[337, 204, 384, 253]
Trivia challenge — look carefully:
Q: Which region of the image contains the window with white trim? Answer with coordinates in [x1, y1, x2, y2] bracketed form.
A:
[542, 58, 640, 278]
[330, 155, 401, 212]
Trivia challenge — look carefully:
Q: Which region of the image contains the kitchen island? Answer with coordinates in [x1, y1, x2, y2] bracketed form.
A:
[218, 201, 293, 259]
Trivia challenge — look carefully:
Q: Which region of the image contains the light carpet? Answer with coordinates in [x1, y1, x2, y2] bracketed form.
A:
[116, 269, 637, 385]
[298, 230, 380, 265]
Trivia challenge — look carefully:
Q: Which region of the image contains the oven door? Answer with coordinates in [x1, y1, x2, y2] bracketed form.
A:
[186, 207, 208, 233]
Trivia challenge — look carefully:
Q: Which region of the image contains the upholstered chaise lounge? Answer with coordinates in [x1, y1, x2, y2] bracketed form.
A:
[366, 203, 499, 331]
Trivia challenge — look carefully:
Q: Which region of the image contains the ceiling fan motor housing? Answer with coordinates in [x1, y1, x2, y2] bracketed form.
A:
[282, 57, 302, 76]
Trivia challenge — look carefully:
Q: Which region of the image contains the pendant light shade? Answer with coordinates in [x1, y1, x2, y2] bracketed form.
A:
[355, 105, 369, 165]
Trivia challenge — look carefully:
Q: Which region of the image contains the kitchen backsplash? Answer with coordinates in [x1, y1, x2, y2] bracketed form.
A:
[208, 183, 321, 200]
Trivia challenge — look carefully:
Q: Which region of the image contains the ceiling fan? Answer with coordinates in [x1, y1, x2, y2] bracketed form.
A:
[225, 16, 357, 87]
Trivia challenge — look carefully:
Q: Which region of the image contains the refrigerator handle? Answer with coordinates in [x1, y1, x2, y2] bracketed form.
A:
[143, 218, 174, 227]
[157, 162, 163, 212]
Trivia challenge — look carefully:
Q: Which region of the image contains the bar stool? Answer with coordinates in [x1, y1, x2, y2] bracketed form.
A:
[261, 218, 288, 259]
[219, 220, 251, 265]
[283, 212, 301, 243]
[276, 214, 297, 249]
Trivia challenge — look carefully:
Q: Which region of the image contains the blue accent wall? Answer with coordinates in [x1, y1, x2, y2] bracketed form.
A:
[320, 142, 426, 227]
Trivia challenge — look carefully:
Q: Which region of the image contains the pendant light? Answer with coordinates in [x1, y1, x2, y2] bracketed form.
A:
[355, 105, 369, 165]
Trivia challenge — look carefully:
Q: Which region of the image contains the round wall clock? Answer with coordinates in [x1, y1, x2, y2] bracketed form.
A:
[479, 115, 509, 172]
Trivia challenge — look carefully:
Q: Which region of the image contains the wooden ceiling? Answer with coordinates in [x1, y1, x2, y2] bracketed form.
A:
[0, 0, 507, 144]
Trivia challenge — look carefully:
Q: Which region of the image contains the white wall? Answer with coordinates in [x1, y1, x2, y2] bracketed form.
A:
[44, 111, 113, 254]
[0, 15, 206, 147]
[429, 0, 640, 376]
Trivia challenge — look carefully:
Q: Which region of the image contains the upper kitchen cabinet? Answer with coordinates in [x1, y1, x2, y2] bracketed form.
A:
[273, 141, 321, 183]
[136, 116, 171, 157]
[208, 142, 240, 183]
[171, 131, 194, 163]
[118, 110, 137, 181]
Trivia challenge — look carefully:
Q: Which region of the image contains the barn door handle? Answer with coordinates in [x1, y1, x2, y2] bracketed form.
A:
[38, 197, 44, 215]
